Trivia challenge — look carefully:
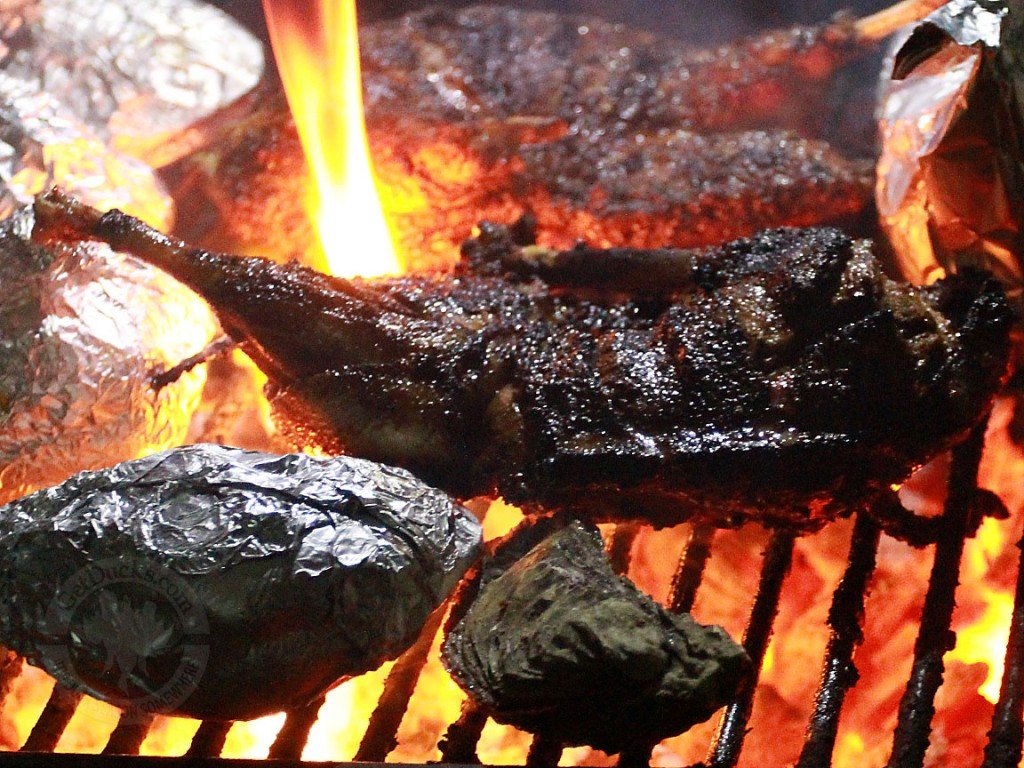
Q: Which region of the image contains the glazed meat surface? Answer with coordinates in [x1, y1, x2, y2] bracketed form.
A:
[360, 6, 865, 138]
[34, 190, 1013, 529]
[184, 5, 875, 269]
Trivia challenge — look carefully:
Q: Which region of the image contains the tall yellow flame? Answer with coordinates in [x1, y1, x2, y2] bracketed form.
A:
[263, 0, 399, 277]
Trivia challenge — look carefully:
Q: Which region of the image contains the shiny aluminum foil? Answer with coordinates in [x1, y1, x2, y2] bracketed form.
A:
[0, 207, 217, 505]
[0, 444, 482, 720]
[0, 72, 171, 225]
[0, 0, 264, 165]
[0, 51, 218, 504]
[877, 0, 1024, 311]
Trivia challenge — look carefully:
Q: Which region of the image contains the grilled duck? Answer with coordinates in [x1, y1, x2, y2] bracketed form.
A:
[33, 189, 1013, 529]
[181, 4, 892, 268]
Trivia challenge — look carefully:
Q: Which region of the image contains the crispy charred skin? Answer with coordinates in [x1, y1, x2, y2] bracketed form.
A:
[34, 190, 1013, 529]
[198, 99, 874, 270]
[183, 6, 876, 269]
[361, 7, 864, 137]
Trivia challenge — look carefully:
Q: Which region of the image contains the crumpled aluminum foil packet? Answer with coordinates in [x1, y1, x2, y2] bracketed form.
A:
[877, 0, 1024, 313]
[0, 0, 264, 165]
[0, 206, 217, 504]
[0, 444, 482, 720]
[0, 72, 171, 225]
[0, 15, 222, 504]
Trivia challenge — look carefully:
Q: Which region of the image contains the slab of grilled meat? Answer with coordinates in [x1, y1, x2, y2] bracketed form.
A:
[199, 100, 873, 269]
[181, 5, 876, 268]
[34, 190, 1013, 529]
[360, 6, 866, 139]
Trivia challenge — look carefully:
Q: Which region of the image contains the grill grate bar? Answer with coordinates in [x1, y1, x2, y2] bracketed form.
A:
[20, 685, 83, 753]
[980, 533, 1024, 768]
[707, 529, 797, 768]
[267, 694, 325, 761]
[669, 523, 716, 615]
[0, 647, 22, 707]
[355, 604, 448, 762]
[617, 522, 719, 768]
[526, 734, 564, 766]
[102, 712, 155, 755]
[358, 503, 500, 763]
[606, 521, 643, 576]
[186, 720, 231, 758]
[438, 699, 487, 764]
[796, 513, 882, 768]
[885, 422, 987, 768]
[617, 746, 653, 768]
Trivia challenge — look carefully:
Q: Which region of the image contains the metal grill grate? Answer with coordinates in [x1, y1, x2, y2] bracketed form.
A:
[3, 417, 1024, 768]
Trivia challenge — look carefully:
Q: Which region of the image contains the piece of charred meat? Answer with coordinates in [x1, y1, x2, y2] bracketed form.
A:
[197, 99, 874, 269]
[33, 190, 1013, 529]
[0, 444, 481, 721]
[178, 5, 882, 268]
[360, 6, 865, 138]
[443, 518, 751, 754]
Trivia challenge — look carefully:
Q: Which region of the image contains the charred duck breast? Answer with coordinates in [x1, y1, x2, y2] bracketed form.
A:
[193, 5, 880, 268]
[0, 443, 481, 720]
[33, 190, 1013, 529]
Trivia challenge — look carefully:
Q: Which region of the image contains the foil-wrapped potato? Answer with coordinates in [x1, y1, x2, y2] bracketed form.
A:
[0, 444, 482, 720]
[0, 66, 217, 503]
[0, 206, 216, 503]
[0, 0, 263, 165]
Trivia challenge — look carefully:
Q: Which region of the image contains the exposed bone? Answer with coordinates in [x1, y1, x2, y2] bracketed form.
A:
[854, 0, 948, 43]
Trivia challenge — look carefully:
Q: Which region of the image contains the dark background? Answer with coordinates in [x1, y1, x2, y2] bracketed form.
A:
[211, 0, 892, 46]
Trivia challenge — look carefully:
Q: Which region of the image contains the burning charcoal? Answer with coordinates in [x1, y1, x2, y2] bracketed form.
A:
[0, 444, 482, 721]
[0, 0, 263, 165]
[442, 520, 751, 754]
[878, 0, 1024, 313]
[0, 204, 216, 504]
[34, 190, 1014, 530]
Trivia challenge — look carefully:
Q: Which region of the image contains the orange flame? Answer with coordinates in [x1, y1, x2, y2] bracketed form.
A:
[263, 0, 399, 277]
